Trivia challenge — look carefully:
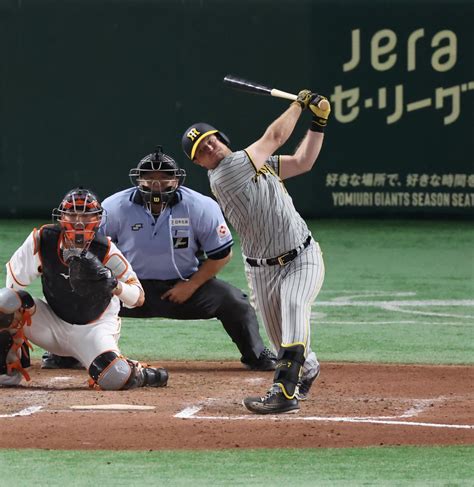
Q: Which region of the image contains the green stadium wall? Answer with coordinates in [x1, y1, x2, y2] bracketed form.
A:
[1, 0, 472, 218]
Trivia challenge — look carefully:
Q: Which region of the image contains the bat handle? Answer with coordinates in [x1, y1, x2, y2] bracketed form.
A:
[270, 89, 297, 101]
[270, 89, 330, 111]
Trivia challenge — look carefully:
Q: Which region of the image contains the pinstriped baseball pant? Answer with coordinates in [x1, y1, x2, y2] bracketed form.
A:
[244, 241, 325, 379]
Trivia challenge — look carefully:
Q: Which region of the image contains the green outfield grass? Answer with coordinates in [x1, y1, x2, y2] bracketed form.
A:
[0, 219, 473, 486]
[0, 446, 473, 486]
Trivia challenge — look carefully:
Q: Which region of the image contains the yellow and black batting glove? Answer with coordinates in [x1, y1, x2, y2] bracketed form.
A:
[292, 89, 312, 110]
[309, 94, 331, 132]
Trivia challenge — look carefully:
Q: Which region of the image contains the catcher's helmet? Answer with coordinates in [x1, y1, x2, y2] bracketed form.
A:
[182, 122, 230, 160]
[129, 146, 186, 212]
[52, 188, 103, 250]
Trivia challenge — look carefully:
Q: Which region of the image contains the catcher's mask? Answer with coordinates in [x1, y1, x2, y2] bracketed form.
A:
[182, 122, 230, 160]
[129, 146, 186, 214]
[52, 188, 103, 250]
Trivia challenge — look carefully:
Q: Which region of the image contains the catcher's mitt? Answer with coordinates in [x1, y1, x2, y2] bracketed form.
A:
[68, 252, 118, 298]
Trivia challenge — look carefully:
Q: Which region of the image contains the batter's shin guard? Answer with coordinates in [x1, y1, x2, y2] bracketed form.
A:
[273, 344, 306, 399]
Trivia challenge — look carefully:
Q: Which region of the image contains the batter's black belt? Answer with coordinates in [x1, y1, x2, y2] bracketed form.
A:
[246, 235, 312, 267]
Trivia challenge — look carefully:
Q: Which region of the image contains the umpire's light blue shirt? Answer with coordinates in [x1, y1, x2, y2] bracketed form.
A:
[100, 187, 233, 280]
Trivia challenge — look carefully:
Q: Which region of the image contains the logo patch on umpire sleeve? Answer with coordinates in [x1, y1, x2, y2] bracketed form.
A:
[173, 237, 189, 249]
[216, 223, 230, 239]
[131, 223, 143, 231]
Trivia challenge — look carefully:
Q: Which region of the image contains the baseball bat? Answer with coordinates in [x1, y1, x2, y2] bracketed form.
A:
[223, 74, 329, 110]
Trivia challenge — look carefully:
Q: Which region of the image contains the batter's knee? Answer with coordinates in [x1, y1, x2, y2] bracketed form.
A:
[88, 351, 168, 390]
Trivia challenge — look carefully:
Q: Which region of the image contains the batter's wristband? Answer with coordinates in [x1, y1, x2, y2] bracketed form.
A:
[310, 116, 326, 133]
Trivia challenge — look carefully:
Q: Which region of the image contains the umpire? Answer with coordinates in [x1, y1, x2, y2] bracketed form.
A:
[43, 147, 276, 371]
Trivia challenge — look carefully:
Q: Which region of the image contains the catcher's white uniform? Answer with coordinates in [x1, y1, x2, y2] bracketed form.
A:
[5, 226, 143, 370]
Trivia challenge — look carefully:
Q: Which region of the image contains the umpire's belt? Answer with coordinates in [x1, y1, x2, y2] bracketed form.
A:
[246, 236, 312, 267]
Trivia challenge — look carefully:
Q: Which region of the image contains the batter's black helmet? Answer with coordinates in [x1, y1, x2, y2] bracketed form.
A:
[181, 122, 231, 160]
[129, 146, 186, 210]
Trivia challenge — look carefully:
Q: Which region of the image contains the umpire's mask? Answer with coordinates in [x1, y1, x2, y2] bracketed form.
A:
[129, 146, 186, 215]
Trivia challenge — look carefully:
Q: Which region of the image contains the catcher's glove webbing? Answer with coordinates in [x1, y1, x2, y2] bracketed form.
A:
[68, 252, 118, 298]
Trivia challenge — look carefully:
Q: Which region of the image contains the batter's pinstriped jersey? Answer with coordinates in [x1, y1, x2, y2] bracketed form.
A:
[209, 150, 310, 259]
[209, 148, 324, 380]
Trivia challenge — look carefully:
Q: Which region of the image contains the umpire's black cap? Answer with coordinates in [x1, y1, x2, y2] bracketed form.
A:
[182, 122, 230, 160]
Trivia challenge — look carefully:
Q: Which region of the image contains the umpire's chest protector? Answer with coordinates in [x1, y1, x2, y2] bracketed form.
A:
[39, 225, 111, 325]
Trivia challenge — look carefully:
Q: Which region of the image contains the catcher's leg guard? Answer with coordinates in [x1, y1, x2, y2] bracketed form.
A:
[0, 330, 30, 386]
[0, 331, 13, 376]
[88, 351, 168, 390]
[273, 344, 306, 399]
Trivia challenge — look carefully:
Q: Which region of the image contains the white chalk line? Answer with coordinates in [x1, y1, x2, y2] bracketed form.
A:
[6, 403, 472, 430]
[174, 397, 474, 430]
[0, 405, 43, 418]
[315, 321, 468, 325]
[311, 291, 474, 321]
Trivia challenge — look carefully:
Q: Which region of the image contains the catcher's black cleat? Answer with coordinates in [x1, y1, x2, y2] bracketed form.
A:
[241, 347, 277, 371]
[243, 384, 300, 415]
[41, 351, 83, 370]
[142, 367, 168, 387]
[295, 364, 320, 401]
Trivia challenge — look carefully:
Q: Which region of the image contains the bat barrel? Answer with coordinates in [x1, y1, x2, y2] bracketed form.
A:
[223, 75, 271, 95]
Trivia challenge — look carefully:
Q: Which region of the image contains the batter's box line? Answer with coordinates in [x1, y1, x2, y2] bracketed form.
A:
[174, 406, 473, 430]
[0, 406, 43, 418]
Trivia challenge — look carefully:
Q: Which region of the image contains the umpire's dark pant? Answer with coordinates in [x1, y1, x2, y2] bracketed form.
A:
[119, 278, 265, 362]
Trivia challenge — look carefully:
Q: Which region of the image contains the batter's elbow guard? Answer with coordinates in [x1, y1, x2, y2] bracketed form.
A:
[273, 344, 306, 399]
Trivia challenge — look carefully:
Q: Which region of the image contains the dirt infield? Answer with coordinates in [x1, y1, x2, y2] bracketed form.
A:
[1, 361, 473, 450]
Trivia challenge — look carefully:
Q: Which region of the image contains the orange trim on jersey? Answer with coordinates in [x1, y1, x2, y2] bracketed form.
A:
[32, 228, 40, 255]
[6, 261, 29, 287]
[125, 277, 140, 285]
[243, 149, 258, 173]
[36, 225, 48, 271]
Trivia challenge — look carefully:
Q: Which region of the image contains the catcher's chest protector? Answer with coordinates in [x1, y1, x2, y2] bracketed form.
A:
[39, 225, 110, 324]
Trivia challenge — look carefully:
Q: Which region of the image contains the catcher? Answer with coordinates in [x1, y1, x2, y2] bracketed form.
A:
[1, 187, 168, 390]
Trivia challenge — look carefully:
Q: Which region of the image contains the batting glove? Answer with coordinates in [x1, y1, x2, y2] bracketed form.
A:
[292, 89, 312, 110]
[309, 94, 331, 132]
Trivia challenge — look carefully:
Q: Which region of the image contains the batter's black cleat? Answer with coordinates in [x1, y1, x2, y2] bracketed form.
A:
[142, 367, 168, 387]
[241, 347, 277, 371]
[243, 384, 300, 414]
[295, 364, 320, 401]
[41, 351, 83, 370]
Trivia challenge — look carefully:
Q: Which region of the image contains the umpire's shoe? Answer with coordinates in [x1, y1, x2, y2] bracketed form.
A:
[243, 384, 299, 414]
[41, 351, 83, 370]
[241, 347, 277, 371]
[142, 367, 168, 387]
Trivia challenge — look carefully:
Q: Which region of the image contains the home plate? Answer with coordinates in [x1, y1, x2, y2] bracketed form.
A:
[70, 404, 155, 411]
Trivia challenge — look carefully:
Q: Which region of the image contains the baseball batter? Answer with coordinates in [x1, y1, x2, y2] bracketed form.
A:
[181, 89, 330, 414]
[1, 188, 168, 390]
